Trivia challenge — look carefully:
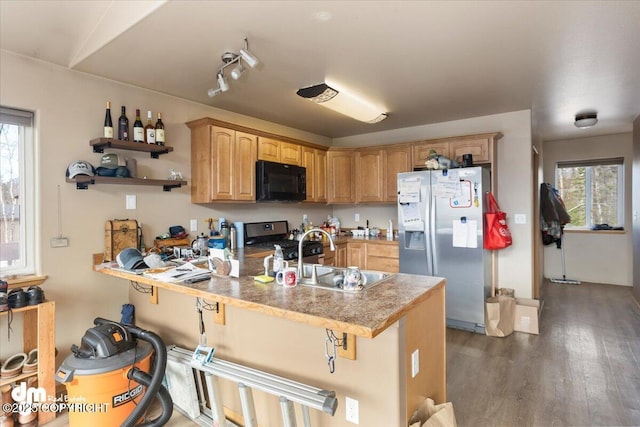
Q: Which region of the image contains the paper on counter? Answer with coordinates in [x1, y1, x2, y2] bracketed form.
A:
[452, 219, 478, 248]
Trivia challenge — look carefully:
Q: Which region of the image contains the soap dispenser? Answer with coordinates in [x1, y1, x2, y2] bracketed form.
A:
[273, 245, 284, 276]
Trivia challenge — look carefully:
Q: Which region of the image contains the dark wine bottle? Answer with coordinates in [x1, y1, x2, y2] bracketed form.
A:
[103, 101, 113, 138]
[155, 112, 165, 146]
[133, 109, 144, 143]
[144, 110, 155, 144]
[118, 106, 129, 141]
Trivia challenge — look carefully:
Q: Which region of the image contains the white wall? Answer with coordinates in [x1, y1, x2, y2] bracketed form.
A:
[0, 50, 332, 360]
[542, 133, 633, 286]
[333, 110, 535, 298]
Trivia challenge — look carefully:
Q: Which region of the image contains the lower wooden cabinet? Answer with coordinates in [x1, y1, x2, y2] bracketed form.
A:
[342, 240, 399, 273]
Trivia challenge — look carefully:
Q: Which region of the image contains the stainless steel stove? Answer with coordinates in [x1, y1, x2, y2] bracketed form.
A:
[244, 220, 323, 261]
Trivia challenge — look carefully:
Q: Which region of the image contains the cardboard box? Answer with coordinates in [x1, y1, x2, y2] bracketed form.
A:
[514, 298, 542, 335]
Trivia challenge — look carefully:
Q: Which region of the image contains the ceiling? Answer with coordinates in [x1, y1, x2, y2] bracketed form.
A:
[1, 0, 639, 141]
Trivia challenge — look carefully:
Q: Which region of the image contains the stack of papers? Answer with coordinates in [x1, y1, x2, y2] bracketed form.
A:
[143, 262, 211, 283]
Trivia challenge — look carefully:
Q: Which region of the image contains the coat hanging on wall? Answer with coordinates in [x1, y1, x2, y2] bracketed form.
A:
[540, 183, 571, 247]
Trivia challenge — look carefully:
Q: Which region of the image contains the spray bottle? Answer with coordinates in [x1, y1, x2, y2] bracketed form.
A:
[273, 245, 284, 276]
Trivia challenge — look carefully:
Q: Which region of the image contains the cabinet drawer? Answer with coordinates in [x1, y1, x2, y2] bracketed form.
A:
[366, 243, 398, 258]
[366, 256, 399, 273]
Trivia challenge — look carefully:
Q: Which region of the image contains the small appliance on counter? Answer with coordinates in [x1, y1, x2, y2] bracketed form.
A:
[244, 220, 323, 262]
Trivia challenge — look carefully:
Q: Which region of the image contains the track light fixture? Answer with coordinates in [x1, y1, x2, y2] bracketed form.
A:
[296, 82, 388, 123]
[208, 37, 261, 97]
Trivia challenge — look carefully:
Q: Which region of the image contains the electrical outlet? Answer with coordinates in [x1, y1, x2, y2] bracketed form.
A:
[303, 214, 308, 222]
[126, 194, 136, 210]
[514, 214, 526, 225]
[190, 219, 198, 231]
[345, 396, 359, 424]
[355, 213, 360, 222]
[411, 349, 420, 378]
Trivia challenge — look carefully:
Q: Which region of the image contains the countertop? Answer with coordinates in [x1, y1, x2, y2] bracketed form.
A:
[94, 245, 442, 339]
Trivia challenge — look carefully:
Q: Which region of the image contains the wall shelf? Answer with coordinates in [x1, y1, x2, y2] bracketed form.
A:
[90, 137, 173, 158]
[66, 176, 187, 191]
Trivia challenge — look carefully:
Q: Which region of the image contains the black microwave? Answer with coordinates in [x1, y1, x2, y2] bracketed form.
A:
[256, 160, 306, 202]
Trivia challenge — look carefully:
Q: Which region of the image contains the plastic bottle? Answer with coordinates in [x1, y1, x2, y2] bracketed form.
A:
[273, 245, 284, 276]
[387, 219, 394, 241]
[229, 223, 237, 251]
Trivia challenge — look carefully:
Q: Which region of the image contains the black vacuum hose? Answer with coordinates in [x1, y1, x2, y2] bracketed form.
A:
[122, 326, 171, 427]
[127, 369, 174, 426]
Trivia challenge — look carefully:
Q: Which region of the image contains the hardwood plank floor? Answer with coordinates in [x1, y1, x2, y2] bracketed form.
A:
[447, 280, 640, 427]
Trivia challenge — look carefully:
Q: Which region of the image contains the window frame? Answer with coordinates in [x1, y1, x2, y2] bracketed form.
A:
[0, 106, 36, 275]
[555, 157, 624, 230]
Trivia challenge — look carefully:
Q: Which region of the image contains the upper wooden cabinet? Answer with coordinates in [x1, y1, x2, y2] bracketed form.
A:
[383, 145, 412, 202]
[188, 120, 257, 202]
[327, 149, 355, 203]
[301, 147, 327, 203]
[412, 133, 500, 169]
[258, 137, 302, 166]
[355, 148, 385, 203]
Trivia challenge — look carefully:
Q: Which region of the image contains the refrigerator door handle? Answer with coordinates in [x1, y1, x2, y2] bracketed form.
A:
[424, 178, 434, 275]
[430, 191, 437, 274]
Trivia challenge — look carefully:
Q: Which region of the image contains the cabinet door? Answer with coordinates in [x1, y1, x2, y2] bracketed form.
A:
[355, 149, 384, 202]
[233, 132, 257, 200]
[257, 137, 280, 163]
[280, 142, 302, 166]
[384, 146, 412, 202]
[301, 147, 316, 201]
[336, 244, 348, 267]
[449, 137, 490, 164]
[315, 149, 327, 203]
[327, 150, 355, 203]
[347, 242, 367, 269]
[211, 126, 235, 200]
[413, 142, 449, 169]
[190, 124, 215, 203]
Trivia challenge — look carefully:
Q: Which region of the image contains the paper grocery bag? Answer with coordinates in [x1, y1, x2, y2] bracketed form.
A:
[485, 295, 515, 337]
[409, 397, 457, 427]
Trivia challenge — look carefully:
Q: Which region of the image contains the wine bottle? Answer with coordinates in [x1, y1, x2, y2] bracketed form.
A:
[118, 106, 129, 141]
[133, 109, 144, 143]
[144, 110, 155, 144]
[103, 101, 113, 138]
[155, 112, 165, 146]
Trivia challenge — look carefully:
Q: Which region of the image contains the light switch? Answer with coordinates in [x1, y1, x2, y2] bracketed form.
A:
[514, 214, 526, 224]
[126, 195, 136, 210]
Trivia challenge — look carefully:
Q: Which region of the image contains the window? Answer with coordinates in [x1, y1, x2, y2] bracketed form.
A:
[0, 106, 35, 274]
[555, 158, 624, 229]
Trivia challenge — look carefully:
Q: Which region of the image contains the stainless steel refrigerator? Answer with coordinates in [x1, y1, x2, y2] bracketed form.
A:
[398, 167, 491, 333]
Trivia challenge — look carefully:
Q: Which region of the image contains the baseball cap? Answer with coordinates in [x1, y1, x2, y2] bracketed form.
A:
[116, 248, 148, 271]
[66, 160, 95, 179]
[100, 153, 124, 169]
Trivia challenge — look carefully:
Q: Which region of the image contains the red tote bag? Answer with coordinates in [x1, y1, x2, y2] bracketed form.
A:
[484, 192, 512, 250]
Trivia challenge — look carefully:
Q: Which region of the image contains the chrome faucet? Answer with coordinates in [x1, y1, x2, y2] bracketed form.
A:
[297, 228, 336, 280]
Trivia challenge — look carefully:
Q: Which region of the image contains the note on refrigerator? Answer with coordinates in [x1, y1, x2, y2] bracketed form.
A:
[400, 203, 424, 230]
[452, 219, 478, 248]
[434, 169, 462, 198]
[398, 177, 421, 203]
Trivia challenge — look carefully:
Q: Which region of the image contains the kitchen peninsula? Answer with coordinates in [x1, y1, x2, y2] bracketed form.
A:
[94, 249, 445, 426]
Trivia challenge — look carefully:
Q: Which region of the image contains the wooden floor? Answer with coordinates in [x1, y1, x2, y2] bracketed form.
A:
[447, 280, 640, 427]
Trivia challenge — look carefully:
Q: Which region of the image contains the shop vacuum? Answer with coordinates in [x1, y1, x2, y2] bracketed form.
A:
[56, 318, 173, 426]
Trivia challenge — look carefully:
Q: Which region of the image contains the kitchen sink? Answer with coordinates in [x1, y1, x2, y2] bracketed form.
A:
[298, 265, 394, 292]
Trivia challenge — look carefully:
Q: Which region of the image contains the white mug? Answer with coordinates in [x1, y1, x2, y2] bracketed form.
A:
[276, 267, 298, 287]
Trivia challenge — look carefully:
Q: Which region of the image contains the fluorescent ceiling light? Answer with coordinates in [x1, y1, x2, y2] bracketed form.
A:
[574, 112, 598, 128]
[296, 83, 388, 123]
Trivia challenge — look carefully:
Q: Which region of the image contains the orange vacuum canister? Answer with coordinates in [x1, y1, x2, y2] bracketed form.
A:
[56, 318, 173, 426]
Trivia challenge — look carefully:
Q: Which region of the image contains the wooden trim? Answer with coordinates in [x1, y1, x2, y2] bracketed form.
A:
[337, 333, 357, 360]
[5, 275, 48, 289]
[185, 117, 330, 151]
[564, 229, 626, 235]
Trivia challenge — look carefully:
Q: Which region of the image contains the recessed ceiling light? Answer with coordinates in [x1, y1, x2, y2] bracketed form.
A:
[574, 112, 598, 128]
